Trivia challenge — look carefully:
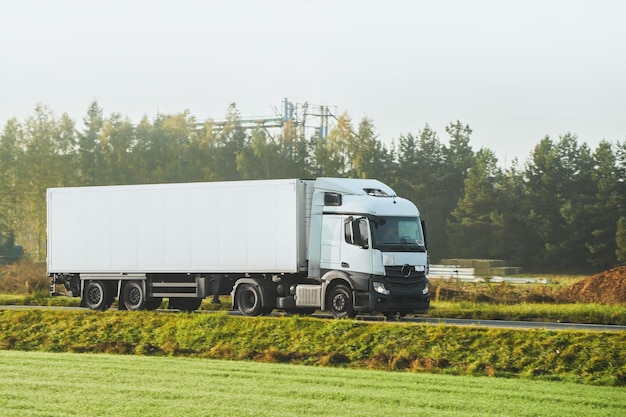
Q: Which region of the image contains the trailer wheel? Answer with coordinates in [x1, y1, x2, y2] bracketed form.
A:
[84, 280, 111, 311]
[121, 281, 146, 311]
[236, 284, 263, 316]
[328, 284, 356, 319]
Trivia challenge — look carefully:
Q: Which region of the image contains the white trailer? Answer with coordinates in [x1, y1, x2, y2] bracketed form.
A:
[48, 178, 430, 318]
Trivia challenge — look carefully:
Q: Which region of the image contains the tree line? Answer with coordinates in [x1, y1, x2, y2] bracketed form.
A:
[1, 102, 625, 272]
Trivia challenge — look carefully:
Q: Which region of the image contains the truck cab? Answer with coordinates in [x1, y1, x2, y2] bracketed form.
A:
[258, 178, 430, 319]
[305, 178, 430, 319]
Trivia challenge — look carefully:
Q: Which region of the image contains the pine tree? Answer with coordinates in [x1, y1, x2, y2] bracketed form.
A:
[449, 148, 504, 258]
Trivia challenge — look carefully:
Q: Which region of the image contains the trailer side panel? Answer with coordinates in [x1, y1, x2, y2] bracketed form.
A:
[47, 179, 301, 274]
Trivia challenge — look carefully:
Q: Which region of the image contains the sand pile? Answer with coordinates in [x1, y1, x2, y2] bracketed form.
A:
[557, 266, 626, 304]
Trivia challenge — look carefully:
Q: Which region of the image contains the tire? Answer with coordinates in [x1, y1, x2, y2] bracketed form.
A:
[121, 281, 146, 311]
[236, 283, 263, 316]
[169, 298, 202, 312]
[328, 284, 356, 319]
[84, 280, 111, 311]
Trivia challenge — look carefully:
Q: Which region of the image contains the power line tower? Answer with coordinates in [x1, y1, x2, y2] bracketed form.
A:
[201, 98, 337, 140]
[274, 98, 337, 139]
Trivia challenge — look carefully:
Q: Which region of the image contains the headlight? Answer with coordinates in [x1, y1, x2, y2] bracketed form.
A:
[422, 283, 429, 295]
[373, 282, 390, 295]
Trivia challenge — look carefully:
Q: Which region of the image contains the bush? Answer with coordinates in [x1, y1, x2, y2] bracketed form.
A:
[0, 262, 48, 294]
[429, 278, 583, 304]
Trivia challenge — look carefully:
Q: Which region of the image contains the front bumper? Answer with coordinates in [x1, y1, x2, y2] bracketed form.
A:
[353, 275, 430, 313]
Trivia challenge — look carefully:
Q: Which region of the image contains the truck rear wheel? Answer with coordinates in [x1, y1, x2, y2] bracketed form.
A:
[328, 284, 356, 319]
[236, 283, 263, 316]
[84, 280, 113, 311]
[121, 281, 146, 311]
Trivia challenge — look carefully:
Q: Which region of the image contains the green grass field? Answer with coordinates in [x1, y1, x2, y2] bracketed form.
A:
[1, 350, 624, 417]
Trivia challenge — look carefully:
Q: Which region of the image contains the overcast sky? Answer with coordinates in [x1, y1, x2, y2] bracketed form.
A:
[1, 0, 625, 166]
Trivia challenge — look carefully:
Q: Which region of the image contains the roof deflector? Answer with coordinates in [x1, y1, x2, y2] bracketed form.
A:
[363, 188, 389, 197]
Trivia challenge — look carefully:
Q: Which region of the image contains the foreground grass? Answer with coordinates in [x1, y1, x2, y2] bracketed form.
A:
[1, 350, 624, 417]
[1, 309, 625, 386]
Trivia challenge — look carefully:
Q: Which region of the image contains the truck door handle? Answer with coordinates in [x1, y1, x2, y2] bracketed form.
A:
[341, 262, 349, 268]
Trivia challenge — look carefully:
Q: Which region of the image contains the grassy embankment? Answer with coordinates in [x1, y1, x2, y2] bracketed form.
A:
[2, 350, 625, 417]
[1, 309, 625, 386]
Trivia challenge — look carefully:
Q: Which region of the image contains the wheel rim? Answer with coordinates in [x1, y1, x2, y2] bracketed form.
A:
[88, 285, 102, 305]
[123, 282, 145, 310]
[242, 289, 257, 310]
[332, 292, 347, 313]
[128, 286, 141, 306]
[237, 284, 262, 315]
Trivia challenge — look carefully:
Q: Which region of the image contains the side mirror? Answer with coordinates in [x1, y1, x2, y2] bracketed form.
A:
[355, 218, 369, 249]
[344, 217, 369, 248]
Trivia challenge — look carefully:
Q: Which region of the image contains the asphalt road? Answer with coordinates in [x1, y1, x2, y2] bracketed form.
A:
[2, 304, 625, 332]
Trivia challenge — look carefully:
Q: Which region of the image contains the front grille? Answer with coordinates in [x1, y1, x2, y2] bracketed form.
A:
[381, 266, 426, 292]
[384, 265, 426, 279]
[386, 278, 422, 291]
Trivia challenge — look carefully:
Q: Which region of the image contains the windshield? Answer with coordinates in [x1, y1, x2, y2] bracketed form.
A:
[371, 216, 426, 252]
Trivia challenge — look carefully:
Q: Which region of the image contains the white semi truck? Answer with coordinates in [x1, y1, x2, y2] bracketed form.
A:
[48, 178, 430, 318]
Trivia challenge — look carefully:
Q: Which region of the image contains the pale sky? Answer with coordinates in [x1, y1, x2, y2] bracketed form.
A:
[1, 0, 625, 166]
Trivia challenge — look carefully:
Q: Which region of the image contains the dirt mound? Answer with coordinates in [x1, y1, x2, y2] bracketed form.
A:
[557, 266, 626, 304]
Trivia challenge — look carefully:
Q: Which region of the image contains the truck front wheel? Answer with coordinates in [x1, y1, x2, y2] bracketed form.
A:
[328, 284, 356, 319]
[236, 284, 263, 316]
[121, 281, 146, 311]
[84, 280, 113, 311]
